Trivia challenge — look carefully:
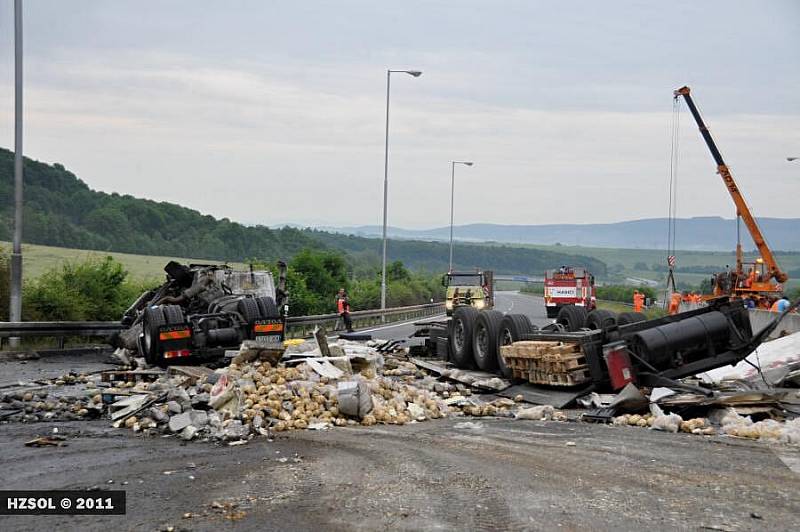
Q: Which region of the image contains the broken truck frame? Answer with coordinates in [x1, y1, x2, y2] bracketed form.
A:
[414, 297, 797, 397]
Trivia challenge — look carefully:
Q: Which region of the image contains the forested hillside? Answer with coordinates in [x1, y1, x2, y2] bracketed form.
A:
[0, 148, 605, 277]
[308, 230, 606, 276]
[0, 148, 319, 260]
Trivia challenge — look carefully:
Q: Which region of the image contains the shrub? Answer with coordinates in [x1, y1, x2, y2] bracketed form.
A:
[23, 256, 155, 321]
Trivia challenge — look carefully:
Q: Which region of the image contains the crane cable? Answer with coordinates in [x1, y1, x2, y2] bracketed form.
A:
[664, 96, 682, 301]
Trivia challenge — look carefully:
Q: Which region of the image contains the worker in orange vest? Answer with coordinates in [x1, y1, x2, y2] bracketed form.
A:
[633, 290, 645, 313]
[336, 288, 354, 332]
[668, 292, 681, 315]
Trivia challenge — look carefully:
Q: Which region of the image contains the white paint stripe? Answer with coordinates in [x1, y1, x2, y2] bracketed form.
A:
[327, 313, 446, 339]
[776, 453, 800, 476]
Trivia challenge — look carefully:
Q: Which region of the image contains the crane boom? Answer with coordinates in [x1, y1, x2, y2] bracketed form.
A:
[674, 86, 788, 284]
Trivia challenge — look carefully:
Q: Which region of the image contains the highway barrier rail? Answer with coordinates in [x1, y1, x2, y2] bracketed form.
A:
[0, 302, 446, 349]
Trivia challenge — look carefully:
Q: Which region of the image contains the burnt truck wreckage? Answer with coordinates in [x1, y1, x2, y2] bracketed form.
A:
[419, 297, 799, 396]
[117, 261, 289, 366]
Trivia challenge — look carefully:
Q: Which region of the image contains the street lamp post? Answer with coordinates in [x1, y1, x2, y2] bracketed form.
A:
[9, 0, 24, 347]
[381, 69, 422, 313]
[449, 161, 473, 271]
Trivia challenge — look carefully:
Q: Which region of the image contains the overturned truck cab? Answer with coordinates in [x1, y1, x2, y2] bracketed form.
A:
[117, 261, 289, 367]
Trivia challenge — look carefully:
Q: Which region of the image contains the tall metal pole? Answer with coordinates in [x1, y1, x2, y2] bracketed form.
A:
[448, 161, 472, 272]
[9, 0, 24, 345]
[380, 70, 391, 312]
[449, 162, 455, 271]
[380, 69, 421, 312]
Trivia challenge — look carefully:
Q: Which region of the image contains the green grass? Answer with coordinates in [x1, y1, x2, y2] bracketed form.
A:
[1, 241, 246, 281]
[595, 300, 666, 319]
[4, 239, 799, 296]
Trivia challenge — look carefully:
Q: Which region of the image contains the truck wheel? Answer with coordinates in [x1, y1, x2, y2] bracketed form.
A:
[585, 309, 616, 331]
[556, 305, 587, 332]
[255, 296, 279, 318]
[472, 310, 504, 371]
[162, 304, 185, 325]
[142, 306, 166, 365]
[450, 306, 479, 369]
[617, 312, 647, 326]
[546, 306, 559, 319]
[238, 297, 261, 323]
[496, 314, 535, 378]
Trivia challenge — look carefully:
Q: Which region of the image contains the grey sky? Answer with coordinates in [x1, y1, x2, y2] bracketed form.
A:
[1, 1, 798, 230]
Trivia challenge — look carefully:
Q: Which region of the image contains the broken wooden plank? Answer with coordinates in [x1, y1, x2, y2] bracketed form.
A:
[167, 365, 214, 385]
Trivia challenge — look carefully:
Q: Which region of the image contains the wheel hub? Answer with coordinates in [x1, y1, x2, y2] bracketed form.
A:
[476, 325, 488, 358]
[453, 320, 465, 351]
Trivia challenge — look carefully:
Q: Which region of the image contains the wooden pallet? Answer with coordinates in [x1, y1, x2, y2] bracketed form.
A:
[500, 341, 590, 387]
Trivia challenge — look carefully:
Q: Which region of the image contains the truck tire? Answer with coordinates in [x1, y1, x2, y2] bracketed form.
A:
[450, 306, 479, 369]
[496, 314, 534, 378]
[142, 306, 166, 365]
[472, 310, 504, 371]
[546, 306, 559, 319]
[162, 304, 185, 325]
[238, 297, 261, 323]
[255, 296, 279, 318]
[617, 312, 647, 326]
[585, 309, 616, 331]
[556, 305, 587, 332]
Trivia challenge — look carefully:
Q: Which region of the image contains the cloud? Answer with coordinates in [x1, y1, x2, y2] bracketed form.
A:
[0, 1, 798, 231]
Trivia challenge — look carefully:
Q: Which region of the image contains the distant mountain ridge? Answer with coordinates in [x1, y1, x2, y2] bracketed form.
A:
[320, 217, 800, 252]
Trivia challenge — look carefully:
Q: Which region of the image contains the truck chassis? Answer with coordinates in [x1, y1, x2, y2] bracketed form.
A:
[416, 297, 780, 393]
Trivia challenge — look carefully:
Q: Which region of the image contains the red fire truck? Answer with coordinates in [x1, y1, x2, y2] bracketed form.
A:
[543, 266, 596, 318]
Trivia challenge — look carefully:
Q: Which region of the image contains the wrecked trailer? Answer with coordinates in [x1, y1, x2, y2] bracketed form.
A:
[116, 261, 289, 367]
[417, 297, 797, 397]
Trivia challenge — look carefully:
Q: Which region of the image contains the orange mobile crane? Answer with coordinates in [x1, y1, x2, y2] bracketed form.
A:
[674, 86, 788, 300]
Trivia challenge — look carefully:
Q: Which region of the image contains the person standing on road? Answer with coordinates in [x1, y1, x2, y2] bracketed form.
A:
[336, 288, 354, 332]
[633, 290, 644, 313]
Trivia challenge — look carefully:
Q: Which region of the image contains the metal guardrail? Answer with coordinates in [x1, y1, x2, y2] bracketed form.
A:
[0, 302, 446, 348]
[285, 302, 444, 338]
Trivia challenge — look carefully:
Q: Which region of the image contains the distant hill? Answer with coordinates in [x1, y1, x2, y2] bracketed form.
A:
[0, 148, 606, 277]
[323, 217, 800, 252]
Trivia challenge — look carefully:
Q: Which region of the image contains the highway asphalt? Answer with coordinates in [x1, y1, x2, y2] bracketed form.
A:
[351, 291, 552, 341]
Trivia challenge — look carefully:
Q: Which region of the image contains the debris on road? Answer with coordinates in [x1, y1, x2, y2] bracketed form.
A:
[700, 330, 800, 387]
[3, 325, 800, 450]
[25, 434, 67, 447]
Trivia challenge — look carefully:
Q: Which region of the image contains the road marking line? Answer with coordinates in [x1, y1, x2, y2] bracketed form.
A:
[776, 452, 800, 476]
[357, 314, 446, 334]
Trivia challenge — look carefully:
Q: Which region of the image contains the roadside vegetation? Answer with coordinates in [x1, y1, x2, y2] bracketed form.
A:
[0, 246, 442, 322]
[255, 249, 443, 317]
[595, 300, 667, 319]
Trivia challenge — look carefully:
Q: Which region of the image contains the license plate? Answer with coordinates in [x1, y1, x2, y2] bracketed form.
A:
[255, 335, 281, 346]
